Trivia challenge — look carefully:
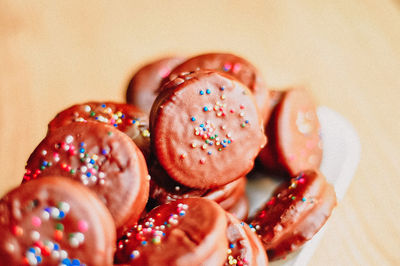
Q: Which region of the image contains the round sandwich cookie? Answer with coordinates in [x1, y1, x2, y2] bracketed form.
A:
[250, 170, 336, 260]
[126, 56, 185, 113]
[151, 70, 266, 188]
[149, 161, 246, 211]
[225, 213, 269, 266]
[259, 88, 322, 176]
[48, 101, 151, 159]
[114, 198, 228, 266]
[24, 121, 149, 232]
[0, 176, 116, 266]
[164, 53, 271, 123]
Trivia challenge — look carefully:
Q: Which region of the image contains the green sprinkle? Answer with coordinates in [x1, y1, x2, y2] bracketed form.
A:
[56, 223, 64, 231]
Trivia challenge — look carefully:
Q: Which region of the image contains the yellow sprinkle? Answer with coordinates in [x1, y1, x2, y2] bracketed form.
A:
[142, 130, 150, 137]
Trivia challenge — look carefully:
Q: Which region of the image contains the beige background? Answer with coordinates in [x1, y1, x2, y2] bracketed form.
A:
[1, 1, 399, 265]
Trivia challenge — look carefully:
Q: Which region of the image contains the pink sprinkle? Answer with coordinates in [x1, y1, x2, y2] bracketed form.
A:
[233, 63, 241, 73]
[32, 216, 41, 227]
[78, 220, 88, 232]
[159, 68, 171, 78]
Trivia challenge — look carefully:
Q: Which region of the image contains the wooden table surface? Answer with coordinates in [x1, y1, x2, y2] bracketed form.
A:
[1, 1, 399, 265]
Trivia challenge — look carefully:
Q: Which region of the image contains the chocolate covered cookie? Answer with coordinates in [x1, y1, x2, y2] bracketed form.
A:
[250, 170, 336, 260]
[126, 56, 184, 113]
[24, 121, 149, 232]
[151, 70, 266, 188]
[259, 88, 322, 176]
[115, 198, 228, 265]
[0, 177, 116, 266]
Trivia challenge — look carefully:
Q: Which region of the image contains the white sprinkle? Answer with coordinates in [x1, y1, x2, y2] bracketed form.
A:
[41, 150, 47, 156]
[31, 231, 40, 241]
[91, 176, 97, 183]
[60, 250, 68, 259]
[80, 166, 87, 173]
[84, 105, 91, 112]
[41, 210, 50, 221]
[69, 237, 79, 248]
[50, 207, 60, 218]
[5, 243, 14, 252]
[51, 250, 60, 260]
[75, 232, 84, 243]
[99, 172, 105, 179]
[65, 135, 74, 144]
[59, 202, 70, 213]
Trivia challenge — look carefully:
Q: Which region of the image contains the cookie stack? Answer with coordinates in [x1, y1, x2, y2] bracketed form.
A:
[0, 52, 337, 265]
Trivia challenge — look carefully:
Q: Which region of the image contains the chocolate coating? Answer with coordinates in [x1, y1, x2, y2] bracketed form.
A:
[225, 213, 268, 266]
[48, 101, 150, 159]
[0, 177, 116, 265]
[115, 198, 228, 266]
[151, 70, 266, 188]
[24, 121, 149, 231]
[149, 161, 246, 211]
[226, 194, 249, 221]
[126, 57, 185, 113]
[250, 170, 336, 260]
[165, 53, 270, 123]
[259, 88, 322, 176]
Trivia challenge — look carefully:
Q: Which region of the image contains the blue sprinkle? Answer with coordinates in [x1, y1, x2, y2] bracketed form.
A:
[86, 172, 92, 177]
[203, 106, 209, 111]
[203, 128, 206, 131]
[208, 151, 212, 155]
[229, 243, 235, 249]
[132, 120, 136, 124]
[220, 86, 225, 91]
[164, 222, 167, 225]
[42, 161, 48, 166]
[130, 254, 135, 259]
[227, 140, 231, 144]
[199, 90, 204, 95]
[190, 117, 196, 122]
[179, 211, 185, 216]
[200, 124, 204, 128]
[240, 222, 245, 226]
[245, 120, 249, 124]
[59, 211, 65, 219]
[121, 114, 125, 118]
[101, 104, 106, 108]
[113, 124, 118, 127]
[72, 259, 80, 265]
[249, 224, 254, 228]
[95, 117, 99, 120]
[206, 89, 211, 94]
[44, 208, 51, 213]
[79, 148, 85, 153]
[162, 232, 166, 236]
[90, 159, 95, 164]
[62, 258, 71, 265]
[141, 241, 147, 246]
[101, 149, 107, 155]
[29, 247, 35, 253]
[54, 243, 59, 250]
[80, 142, 85, 147]
[36, 256, 42, 263]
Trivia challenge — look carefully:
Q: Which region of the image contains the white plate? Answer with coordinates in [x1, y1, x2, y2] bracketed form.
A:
[246, 106, 361, 266]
